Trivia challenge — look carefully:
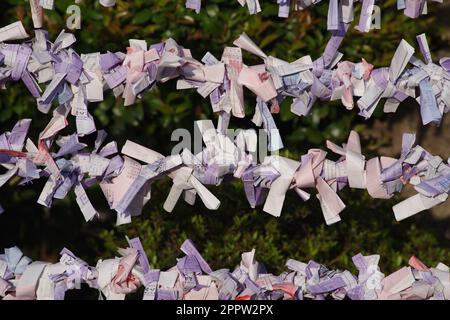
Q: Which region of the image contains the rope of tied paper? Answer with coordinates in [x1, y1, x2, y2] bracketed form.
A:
[1, 238, 449, 300]
[0, 20, 449, 133]
[186, 0, 444, 23]
[31, 0, 446, 30]
[1, 116, 450, 225]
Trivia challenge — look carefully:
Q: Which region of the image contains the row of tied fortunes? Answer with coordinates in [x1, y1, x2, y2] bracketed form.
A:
[1, 238, 449, 300]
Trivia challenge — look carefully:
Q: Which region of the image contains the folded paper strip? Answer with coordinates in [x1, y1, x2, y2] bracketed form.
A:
[0, 239, 448, 300]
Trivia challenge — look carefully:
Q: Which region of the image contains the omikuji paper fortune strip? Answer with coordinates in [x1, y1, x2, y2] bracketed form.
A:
[1, 239, 449, 300]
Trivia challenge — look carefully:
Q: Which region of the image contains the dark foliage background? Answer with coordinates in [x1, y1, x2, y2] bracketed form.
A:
[0, 0, 448, 299]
